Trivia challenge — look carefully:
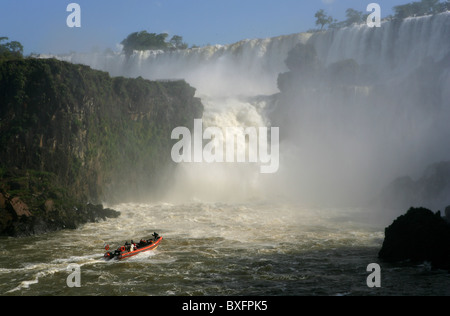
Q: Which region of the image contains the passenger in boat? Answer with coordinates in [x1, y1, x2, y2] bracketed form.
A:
[130, 240, 135, 252]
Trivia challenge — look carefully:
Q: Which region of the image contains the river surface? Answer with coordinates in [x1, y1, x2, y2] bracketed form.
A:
[1, 202, 450, 296]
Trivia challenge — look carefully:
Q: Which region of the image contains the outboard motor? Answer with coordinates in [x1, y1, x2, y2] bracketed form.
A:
[104, 252, 114, 260]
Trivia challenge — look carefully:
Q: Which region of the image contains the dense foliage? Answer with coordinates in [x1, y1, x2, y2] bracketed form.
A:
[0, 37, 23, 62]
[121, 31, 189, 56]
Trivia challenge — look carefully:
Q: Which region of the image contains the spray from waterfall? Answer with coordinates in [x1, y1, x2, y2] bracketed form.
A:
[53, 12, 450, 208]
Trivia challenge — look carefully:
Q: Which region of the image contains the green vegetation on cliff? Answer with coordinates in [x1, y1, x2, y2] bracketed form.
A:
[0, 57, 203, 236]
[121, 31, 189, 56]
[0, 37, 23, 62]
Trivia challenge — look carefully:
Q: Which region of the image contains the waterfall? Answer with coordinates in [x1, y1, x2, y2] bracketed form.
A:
[51, 12, 450, 205]
[52, 33, 311, 202]
[309, 12, 450, 83]
[280, 12, 450, 207]
[57, 33, 311, 97]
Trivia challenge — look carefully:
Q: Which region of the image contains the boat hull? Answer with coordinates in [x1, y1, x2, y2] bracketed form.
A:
[104, 237, 163, 260]
[119, 237, 163, 260]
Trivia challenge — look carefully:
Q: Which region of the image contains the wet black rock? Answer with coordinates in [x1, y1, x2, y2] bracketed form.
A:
[379, 207, 450, 270]
[0, 169, 120, 237]
[0, 198, 120, 237]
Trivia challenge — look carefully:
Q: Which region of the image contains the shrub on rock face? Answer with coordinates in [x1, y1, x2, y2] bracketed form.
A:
[379, 207, 450, 270]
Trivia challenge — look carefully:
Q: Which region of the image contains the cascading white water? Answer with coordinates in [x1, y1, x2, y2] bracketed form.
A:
[58, 33, 311, 96]
[309, 12, 450, 86]
[55, 33, 312, 202]
[294, 12, 450, 208]
[53, 12, 450, 207]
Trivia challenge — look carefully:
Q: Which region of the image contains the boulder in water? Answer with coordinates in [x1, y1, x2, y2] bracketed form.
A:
[379, 207, 450, 270]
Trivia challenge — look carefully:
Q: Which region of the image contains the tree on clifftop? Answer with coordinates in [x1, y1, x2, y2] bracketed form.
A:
[121, 31, 189, 57]
[315, 10, 335, 30]
[344, 8, 365, 26]
[121, 31, 169, 56]
[0, 37, 23, 62]
[394, 0, 450, 19]
[169, 35, 188, 50]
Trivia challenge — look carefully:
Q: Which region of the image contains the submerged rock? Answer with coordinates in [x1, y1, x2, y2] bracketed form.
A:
[379, 207, 450, 270]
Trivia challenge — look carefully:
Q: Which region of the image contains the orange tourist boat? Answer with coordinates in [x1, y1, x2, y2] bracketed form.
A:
[104, 233, 163, 260]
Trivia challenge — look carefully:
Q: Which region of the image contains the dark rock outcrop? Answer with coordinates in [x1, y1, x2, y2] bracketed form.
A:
[0, 169, 120, 237]
[4, 202, 120, 238]
[379, 207, 450, 270]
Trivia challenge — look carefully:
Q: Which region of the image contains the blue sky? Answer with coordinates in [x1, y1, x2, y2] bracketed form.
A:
[0, 0, 412, 55]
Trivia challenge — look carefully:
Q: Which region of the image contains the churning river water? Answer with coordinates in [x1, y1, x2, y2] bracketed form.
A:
[1, 202, 450, 296]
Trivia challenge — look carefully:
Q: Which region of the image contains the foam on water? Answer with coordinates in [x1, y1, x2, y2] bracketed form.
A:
[2, 202, 450, 295]
[0, 202, 380, 294]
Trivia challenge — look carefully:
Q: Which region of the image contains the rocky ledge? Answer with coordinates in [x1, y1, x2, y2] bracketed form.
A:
[379, 206, 450, 270]
[0, 168, 120, 237]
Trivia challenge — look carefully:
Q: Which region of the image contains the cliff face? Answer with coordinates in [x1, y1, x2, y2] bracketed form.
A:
[375, 161, 450, 210]
[0, 58, 203, 236]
